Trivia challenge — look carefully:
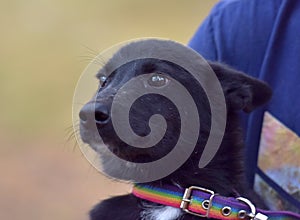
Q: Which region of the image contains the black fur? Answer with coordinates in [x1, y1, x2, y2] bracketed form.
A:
[79, 58, 272, 219]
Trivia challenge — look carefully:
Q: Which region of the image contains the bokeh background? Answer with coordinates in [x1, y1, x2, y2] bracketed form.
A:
[0, 1, 218, 219]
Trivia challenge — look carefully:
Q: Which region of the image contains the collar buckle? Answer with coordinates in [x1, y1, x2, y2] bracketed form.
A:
[180, 186, 215, 218]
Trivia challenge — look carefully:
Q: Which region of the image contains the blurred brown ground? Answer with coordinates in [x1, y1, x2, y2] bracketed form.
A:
[0, 1, 218, 219]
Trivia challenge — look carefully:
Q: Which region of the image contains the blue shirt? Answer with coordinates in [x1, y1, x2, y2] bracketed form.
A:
[189, 0, 300, 212]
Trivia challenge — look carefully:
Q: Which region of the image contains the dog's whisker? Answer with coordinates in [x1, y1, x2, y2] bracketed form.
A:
[64, 122, 82, 153]
[79, 45, 106, 66]
[65, 126, 76, 140]
[77, 55, 102, 61]
[77, 58, 105, 66]
[80, 43, 100, 56]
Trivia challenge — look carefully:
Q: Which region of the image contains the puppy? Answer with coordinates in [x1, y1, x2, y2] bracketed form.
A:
[79, 46, 272, 219]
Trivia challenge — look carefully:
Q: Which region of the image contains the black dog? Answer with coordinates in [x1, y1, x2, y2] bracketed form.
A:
[79, 48, 272, 219]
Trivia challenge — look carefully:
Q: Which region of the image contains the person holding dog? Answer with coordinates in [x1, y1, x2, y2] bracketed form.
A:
[189, 0, 300, 213]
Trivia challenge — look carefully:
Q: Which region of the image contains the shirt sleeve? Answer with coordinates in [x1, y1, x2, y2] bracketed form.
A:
[188, 14, 218, 61]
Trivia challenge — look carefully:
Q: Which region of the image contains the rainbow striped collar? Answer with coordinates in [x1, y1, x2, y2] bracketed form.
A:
[132, 184, 300, 220]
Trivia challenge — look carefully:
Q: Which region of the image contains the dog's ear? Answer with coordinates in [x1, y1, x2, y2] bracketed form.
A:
[209, 62, 272, 113]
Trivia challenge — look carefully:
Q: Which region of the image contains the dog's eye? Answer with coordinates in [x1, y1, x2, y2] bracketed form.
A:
[148, 73, 169, 87]
[99, 75, 107, 87]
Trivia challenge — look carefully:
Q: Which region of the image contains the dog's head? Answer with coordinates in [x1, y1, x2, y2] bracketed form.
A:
[79, 48, 272, 188]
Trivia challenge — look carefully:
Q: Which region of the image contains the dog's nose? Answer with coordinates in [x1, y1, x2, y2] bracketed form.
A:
[79, 104, 89, 122]
[79, 103, 110, 125]
[94, 104, 110, 124]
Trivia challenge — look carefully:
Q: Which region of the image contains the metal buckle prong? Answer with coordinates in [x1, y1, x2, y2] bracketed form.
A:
[180, 186, 215, 218]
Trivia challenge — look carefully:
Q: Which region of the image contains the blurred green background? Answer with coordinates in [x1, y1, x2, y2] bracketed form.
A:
[0, 1, 218, 219]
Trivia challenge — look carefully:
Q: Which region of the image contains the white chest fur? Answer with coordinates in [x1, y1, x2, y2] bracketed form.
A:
[141, 205, 182, 220]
